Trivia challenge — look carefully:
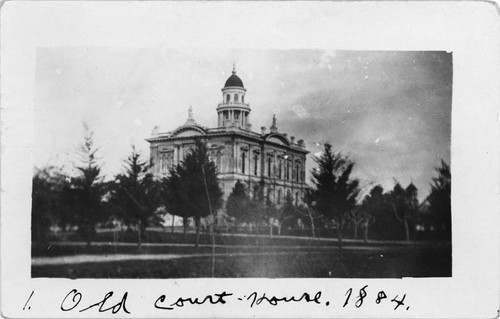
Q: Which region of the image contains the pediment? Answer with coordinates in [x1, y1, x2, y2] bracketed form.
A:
[266, 134, 290, 146]
[172, 125, 206, 137]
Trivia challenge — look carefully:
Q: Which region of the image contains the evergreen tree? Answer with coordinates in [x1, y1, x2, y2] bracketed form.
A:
[226, 180, 251, 226]
[163, 139, 223, 247]
[72, 123, 107, 247]
[310, 143, 360, 255]
[387, 182, 418, 242]
[32, 166, 66, 243]
[427, 160, 451, 239]
[112, 146, 162, 250]
[249, 182, 268, 237]
[359, 185, 385, 242]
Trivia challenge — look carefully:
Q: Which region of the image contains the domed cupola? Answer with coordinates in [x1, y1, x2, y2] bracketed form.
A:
[224, 70, 244, 88]
[217, 63, 251, 130]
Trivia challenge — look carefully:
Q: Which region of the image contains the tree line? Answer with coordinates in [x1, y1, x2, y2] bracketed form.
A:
[224, 142, 451, 253]
[32, 126, 451, 250]
[32, 126, 223, 249]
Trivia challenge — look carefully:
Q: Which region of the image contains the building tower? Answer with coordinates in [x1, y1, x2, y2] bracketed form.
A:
[217, 63, 251, 130]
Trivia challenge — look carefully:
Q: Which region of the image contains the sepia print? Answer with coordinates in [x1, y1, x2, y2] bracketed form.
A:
[31, 49, 452, 279]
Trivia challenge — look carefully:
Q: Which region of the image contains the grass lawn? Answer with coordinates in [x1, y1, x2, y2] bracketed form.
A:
[32, 245, 451, 278]
[33, 229, 436, 257]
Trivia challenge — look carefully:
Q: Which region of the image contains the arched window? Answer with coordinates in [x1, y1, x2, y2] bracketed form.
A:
[242, 95, 245, 104]
[241, 152, 246, 174]
[277, 189, 282, 204]
[254, 154, 258, 175]
[295, 192, 299, 206]
[226, 94, 230, 103]
[287, 162, 290, 180]
[234, 94, 239, 103]
[296, 164, 300, 182]
[278, 160, 282, 179]
[267, 157, 272, 177]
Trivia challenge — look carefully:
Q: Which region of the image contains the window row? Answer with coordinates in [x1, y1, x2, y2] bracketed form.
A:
[240, 152, 303, 182]
[225, 93, 245, 104]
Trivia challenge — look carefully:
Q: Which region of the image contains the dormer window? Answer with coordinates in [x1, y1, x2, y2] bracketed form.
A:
[234, 94, 239, 103]
[226, 94, 230, 103]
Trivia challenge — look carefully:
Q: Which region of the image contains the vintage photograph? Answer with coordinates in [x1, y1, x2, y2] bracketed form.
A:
[30, 49, 452, 279]
[2, 1, 500, 318]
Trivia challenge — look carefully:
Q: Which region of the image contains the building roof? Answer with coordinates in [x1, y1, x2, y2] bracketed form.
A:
[224, 64, 244, 88]
[146, 126, 309, 155]
[224, 74, 244, 88]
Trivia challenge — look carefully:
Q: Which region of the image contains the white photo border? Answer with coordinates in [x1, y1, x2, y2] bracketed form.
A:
[1, 1, 499, 318]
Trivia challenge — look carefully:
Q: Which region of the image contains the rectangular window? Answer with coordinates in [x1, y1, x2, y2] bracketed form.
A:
[241, 152, 246, 174]
[254, 155, 258, 175]
[268, 158, 272, 177]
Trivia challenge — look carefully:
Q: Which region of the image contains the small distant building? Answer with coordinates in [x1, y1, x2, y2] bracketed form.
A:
[146, 64, 309, 209]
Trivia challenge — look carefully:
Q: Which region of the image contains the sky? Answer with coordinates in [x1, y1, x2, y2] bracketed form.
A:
[34, 48, 452, 200]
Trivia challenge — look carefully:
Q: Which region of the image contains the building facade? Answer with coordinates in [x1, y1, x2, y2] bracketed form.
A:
[146, 65, 309, 210]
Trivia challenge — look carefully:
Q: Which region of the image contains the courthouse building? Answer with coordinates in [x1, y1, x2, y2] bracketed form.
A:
[146, 65, 309, 208]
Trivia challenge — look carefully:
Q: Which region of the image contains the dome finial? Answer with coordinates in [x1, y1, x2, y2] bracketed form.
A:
[232, 62, 237, 75]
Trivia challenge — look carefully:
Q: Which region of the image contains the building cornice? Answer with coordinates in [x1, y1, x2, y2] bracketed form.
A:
[146, 129, 309, 154]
